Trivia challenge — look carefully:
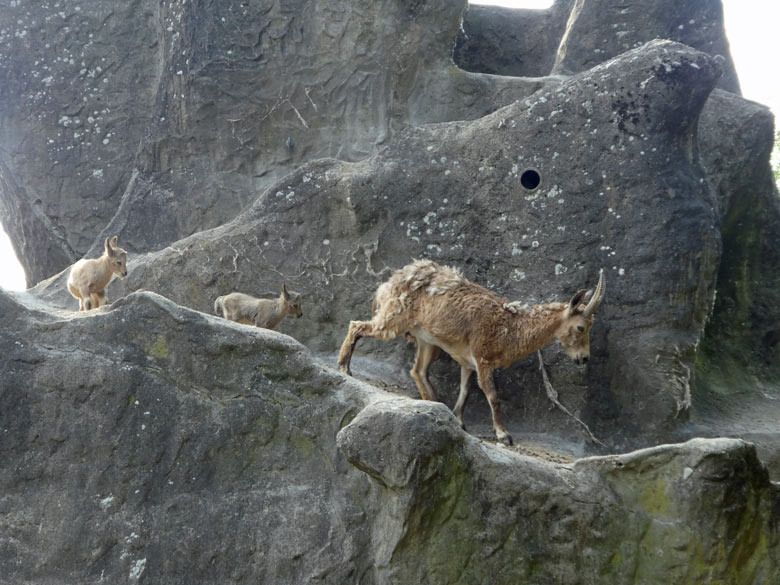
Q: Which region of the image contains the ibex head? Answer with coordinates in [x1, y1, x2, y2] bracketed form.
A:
[281, 283, 303, 318]
[557, 269, 605, 365]
[105, 235, 128, 278]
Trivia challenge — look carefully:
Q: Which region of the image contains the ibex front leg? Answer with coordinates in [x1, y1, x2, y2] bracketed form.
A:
[476, 365, 513, 446]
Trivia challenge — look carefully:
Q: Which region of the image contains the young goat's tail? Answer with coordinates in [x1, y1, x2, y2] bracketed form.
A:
[214, 296, 223, 317]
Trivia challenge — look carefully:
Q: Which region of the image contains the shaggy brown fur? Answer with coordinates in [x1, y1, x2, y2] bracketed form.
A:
[214, 283, 303, 330]
[338, 259, 605, 445]
[67, 236, 128, 311]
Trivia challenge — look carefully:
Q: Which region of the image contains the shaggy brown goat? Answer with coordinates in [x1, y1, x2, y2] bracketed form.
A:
[338, 260, 605, 445]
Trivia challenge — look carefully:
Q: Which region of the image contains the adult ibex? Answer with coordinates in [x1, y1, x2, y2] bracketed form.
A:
[67, 236, 128, 311]
[338, 260, 605, 445]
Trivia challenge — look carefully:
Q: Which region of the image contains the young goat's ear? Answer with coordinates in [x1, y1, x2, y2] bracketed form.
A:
[281, 282, 290, 300]
[104, 238, 116, 257]
[567, 289, 588, 314]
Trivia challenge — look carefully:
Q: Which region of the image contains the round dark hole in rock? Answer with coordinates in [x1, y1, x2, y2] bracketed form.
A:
[520, 169, 541, 191]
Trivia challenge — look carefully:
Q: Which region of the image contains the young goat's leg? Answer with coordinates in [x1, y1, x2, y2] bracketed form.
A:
[95, 290, 108, 308]
[80, 288, 93, 311]
[68, 283, 83, 311]
[88, 291, 103, 310]
[476, 365, 513, 446]
[409, 341, 440, 401]
[452, 365, 474, 430]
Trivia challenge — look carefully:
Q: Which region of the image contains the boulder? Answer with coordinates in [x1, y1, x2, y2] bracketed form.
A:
[1, 287, 777, 584]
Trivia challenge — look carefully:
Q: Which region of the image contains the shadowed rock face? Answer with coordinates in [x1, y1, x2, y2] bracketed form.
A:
[1, 288, 778, 584]
[455, 1, 574, 78]
[455, 0, 740, 93]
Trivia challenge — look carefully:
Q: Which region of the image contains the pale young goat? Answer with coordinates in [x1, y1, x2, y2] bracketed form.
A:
[67, 236, 128, 311]
[338, 259, 605, 445]
[214, 283, 303, 330]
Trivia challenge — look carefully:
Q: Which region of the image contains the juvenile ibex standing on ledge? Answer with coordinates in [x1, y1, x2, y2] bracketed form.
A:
[214, 283, 303, 330]
[338, 260, 605, 445]
[67, 236, 128, 311]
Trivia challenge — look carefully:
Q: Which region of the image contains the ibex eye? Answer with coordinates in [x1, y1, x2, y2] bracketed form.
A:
[577, 325, 585, 332]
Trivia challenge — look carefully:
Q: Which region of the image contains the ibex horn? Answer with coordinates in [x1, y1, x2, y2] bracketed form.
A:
[582, 268, 605, 317]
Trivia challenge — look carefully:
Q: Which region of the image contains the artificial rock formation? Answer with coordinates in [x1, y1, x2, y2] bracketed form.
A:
[0, 0, 544, 284]
[32, 39, 728, 447]
[1, 288, 778, 584]
[1, 0, 780, 581]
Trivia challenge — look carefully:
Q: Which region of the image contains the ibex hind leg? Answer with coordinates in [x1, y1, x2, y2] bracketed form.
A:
[337, 320, 373, 375]
[453, 365, 474, 430]
[94, 290, 108, 308]
[82, 289, 94, 311]
[410, 341, 440, 402]
[88, 292, 103, 310]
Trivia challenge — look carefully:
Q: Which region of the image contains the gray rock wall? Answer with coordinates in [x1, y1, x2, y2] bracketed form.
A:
[1, 289, 778, 584]
[1, 0, 549, 285]
[1, 0, 779, 581]
[32, 39, 729, 447]
[455, 0, 740, 93]
[0, 0, 160, 281]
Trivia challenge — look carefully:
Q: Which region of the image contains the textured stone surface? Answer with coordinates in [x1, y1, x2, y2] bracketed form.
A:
[691, 90, 780, 471]
[340, 400, 780, 585]
[0, 289, 378, 584]
[4, 0, 776, 454]
[33, 40, 724, 448]
[2, 1, 780, 581]
[1, 288, 777, 584]
[549, 0, 741, 93]
[455, 1, 574, 77]
[0, 0, 547, 285]
[0, 0, 160, 283]
[455, 0, 740, 93]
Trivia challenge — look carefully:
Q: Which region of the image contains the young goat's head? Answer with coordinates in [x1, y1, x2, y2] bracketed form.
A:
[281, 283, 303, 318]
[105, 236, 128, 278]
[557, 269, 605, 365]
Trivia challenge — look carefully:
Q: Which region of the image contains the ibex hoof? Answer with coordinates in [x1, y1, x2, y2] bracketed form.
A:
[497, 431, 514, 447]
[338, 363, 352, 376]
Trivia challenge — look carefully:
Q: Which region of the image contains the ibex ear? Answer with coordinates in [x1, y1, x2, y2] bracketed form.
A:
[281, 282, 290, 300]
[104, 238, 116, 257]
[567, 289, 588, 315]
[109, 235, 118, 248]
